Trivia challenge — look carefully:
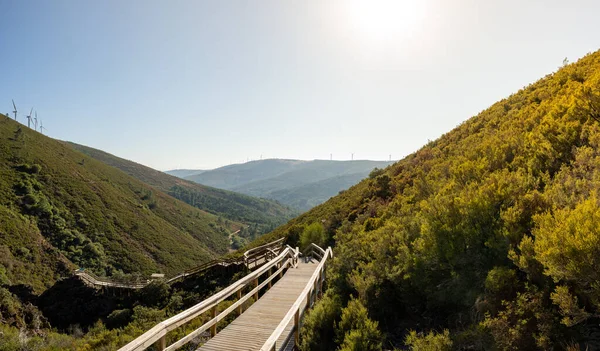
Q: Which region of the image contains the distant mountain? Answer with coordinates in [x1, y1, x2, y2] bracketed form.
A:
[0, 117, 231, 293]
[165, 169, 206, 178]
[67, 143, 297, 236]
[183, 159, 393, 211]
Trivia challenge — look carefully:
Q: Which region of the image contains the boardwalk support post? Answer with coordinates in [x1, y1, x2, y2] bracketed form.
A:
[268, 267, 272, 288]
[294, 309, 300, 350]
[156, 336, 166, 351]
[254, 278, 259, 301]
[211, 306, 217, 337]
[237, 289, 243, 315]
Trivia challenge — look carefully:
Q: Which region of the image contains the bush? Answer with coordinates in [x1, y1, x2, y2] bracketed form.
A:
[136, 281, 171, 308]
[299, 222, 326, 250]
[300, 291, 342, 351]
[404, 329, 453, 351]
[335, 298, 382, 351]
[106, 309, 132, 329]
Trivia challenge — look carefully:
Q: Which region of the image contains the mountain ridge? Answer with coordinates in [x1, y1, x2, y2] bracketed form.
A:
[67, 142, 297, 236]
[179, 159, 393, 211]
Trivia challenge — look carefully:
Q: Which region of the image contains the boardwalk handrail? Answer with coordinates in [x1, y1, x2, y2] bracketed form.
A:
[74, 270, 148, 289]
[119, 245, 300, 351]
[76, 237, 286, 289]
[244, 237, 286, 260]
[260, 244, 333, 351]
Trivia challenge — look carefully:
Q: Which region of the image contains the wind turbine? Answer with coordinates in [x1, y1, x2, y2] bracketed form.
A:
[25, 108, 33, 128]
[39, 120, 47, 135]
[12, 100, 17, 120]
[34, 112, 38, 131]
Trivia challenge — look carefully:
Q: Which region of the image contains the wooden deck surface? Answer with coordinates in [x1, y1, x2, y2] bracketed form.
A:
[197, 260, 319, 351]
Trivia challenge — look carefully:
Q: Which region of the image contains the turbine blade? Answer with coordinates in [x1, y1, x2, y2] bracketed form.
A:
[12, 99, 16, 110]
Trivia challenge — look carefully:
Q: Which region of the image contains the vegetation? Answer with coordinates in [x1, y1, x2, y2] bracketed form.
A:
[68, 142, 297, 237]
[255, 51, 600, 349]
[0, 117, 237, 294]
[0, 252, 249, 350]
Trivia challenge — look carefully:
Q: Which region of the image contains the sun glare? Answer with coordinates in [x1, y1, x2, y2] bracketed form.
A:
[342, 0, 427, 46]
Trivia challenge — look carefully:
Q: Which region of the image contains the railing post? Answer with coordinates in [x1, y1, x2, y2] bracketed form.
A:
[268, 267, 272, 288]
[254, 278, 259, 301]
[210, 306, 217, 337]
[294, 308, 300, 350]
[156, 335, 166, 351]
[237, 288, 243, 315]
[319, 271, 324, 299]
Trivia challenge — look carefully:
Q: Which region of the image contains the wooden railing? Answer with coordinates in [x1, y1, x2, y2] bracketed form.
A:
[260, 243, 333, 351]
[244, 237, 286, 268]
[75, 237, 286, 289]
[74, 270, 148, 289]
[119, 245, 300, 351]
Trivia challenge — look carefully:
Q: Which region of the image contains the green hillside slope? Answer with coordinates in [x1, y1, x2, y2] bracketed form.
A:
[0, 118, 230, 292]
[185, 159, 392, 211]
[257, 51, 600, 349]
[267, 172, 369, 211]
[164, 169, 205, 178]
[67, 142, 296, 235]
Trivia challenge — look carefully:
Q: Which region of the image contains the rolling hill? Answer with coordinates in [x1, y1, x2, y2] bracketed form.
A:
[67, 143, 296, 235]
[178, 159, 393, 211]
[0, 117, 233, 293]
[252, 51, 600, 349]
[164, 169, 206, 178]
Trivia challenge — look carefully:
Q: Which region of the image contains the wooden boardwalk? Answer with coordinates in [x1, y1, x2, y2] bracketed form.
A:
[197, 260, 319, 351]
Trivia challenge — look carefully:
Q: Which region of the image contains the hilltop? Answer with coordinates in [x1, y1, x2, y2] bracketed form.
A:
[0, 117, 234, 293]
[253, 51, 600, 349]
[67, 142, 296, 239]
[164, 169, 205, 178]
[178, 159, 393, 211]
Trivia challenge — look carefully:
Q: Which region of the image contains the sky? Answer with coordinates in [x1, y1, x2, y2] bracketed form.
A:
[1, 0, 599, 170]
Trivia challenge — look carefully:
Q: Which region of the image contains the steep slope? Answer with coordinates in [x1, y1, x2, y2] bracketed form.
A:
[257, 51, 600, 349]
[67, 142, 296, 234]
[185, 159, 392, 210]
[267, 172, 368, 211]
[0, 117, 230, 293]
[164, 169, 205, 178]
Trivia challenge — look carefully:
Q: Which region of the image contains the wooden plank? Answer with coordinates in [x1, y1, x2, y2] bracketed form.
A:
[197, 262, 319, 351]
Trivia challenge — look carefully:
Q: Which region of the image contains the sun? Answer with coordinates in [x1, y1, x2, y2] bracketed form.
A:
[340, 0, 427, 46]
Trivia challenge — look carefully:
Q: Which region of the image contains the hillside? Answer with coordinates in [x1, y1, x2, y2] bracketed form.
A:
[267, 173, 367, 210]
[253, 51, 600, 350]
[164, 169, 205, 178]
[67, 143, 296, 235]
[0, 117, 232, 293]
[181, 159, 392, 211]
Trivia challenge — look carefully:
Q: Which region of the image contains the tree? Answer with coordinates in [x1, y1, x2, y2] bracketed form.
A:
[300, 222, 326, 250]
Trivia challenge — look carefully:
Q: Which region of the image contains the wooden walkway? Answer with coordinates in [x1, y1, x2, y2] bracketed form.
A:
[197, 260, 319, 351]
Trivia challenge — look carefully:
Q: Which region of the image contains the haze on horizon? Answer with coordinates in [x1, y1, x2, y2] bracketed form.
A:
[1, 0, 599, 170]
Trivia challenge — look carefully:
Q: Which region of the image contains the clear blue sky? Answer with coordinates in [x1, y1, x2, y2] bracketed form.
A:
[1, 0, 598, 170]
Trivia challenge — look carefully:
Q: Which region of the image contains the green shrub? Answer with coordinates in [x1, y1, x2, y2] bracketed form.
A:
[136, 281, 171, 308]
[335, 298, 382, 351]
[299, 222, 326, 250]
[404, 329, 453, 351]
[299, 291, 342, 351]
[106, 309, 132, 329]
